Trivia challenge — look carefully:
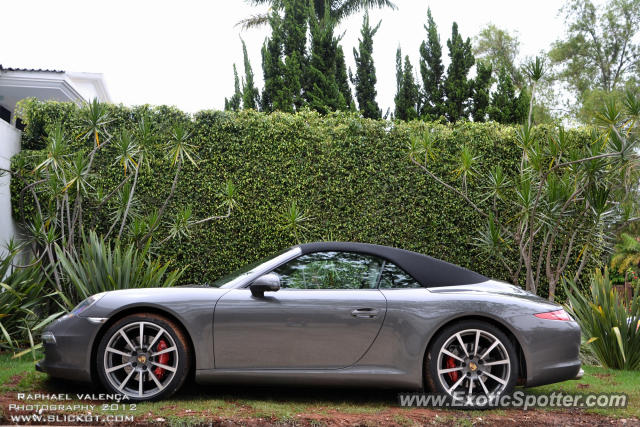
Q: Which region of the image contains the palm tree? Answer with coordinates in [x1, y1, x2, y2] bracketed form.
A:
[611, 233, 640, 273]
[237, 0, 397, 30]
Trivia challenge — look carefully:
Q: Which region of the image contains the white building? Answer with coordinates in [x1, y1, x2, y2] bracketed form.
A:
[0, 65, 111, 262]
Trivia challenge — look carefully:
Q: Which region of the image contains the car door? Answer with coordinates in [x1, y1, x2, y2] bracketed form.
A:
[213, 251, 387, 369]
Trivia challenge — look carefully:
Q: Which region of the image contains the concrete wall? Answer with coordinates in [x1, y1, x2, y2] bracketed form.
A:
[0, 119, 21, 261]
[66, 77, 101, 102]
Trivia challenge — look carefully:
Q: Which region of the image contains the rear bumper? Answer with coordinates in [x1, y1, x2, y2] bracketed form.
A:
[519, 317, 582, 388]
[36, 315, 103, 383]
[525, 359, 582, 387]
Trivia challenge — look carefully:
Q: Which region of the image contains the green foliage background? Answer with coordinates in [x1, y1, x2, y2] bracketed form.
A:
[13, 100, 594, 287]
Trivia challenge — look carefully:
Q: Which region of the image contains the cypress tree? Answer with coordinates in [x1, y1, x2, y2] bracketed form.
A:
[471, 60, 492, 122]
[443, 22, 475, 122]
[515, 88, 530, 124]
[352, 12, 381, 119]
[488, 66, 517, 123]
[260, 42, 275, 112]
[395, 46, 403, 95]
[241, 39, 260, 110]
[282, 0, 308, 111]
[393, 47, 402, 120]
[335, 45, 354, 110]
[224, 64, 242, 111]
[403, 57, 420, 121]
[261, 11, 290, 112]
[394, 53, 419, 121]
[419, 8, 445, 119]
[305, 7, 346, 114]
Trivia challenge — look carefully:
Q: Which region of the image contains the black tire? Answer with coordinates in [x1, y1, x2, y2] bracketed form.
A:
[96, 313, 191, 401]
[425, 320, 518, 404]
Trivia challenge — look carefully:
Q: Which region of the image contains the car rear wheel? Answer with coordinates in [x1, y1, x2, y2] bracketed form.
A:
[426, 320, 518, 402]
[97, 313, 190, 401]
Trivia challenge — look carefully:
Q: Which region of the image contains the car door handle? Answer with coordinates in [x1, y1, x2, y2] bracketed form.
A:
[351, 308, 379, 318]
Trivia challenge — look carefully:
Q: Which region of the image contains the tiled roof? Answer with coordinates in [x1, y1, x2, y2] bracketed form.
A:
[0, 64, 64, 73]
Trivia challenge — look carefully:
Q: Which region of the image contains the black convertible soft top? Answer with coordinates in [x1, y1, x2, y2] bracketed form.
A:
[297, 242, 488, 288]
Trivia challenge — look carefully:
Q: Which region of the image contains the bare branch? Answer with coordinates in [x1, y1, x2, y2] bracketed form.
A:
[410, 156, 488, 219]
[139, 162, 182, 244]
[89, 173, 133, 228]
[189, 206, 232, 226]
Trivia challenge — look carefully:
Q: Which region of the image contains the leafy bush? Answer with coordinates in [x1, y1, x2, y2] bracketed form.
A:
[13, 101, 597, 294]
[611, 233, 640, 273]
[55, 231, 184, 303]
[564, 269, 640, 370]
[409, 93, 640, 301]
[0, 245, 63, 351]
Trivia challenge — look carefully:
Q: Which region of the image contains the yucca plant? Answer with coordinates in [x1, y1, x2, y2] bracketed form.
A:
[453, 146, 478, 195]
[564, 268, 640, 370]
[522, 56, 546, 127]
[281, 200, 312, 244]
[55, 231, 184, 303]
[409, 93, 640, 301]
[0, 244, 63, 354]
[12, 102, 235, 294]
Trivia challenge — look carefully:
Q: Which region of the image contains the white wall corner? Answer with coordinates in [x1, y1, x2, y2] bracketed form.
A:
[0, 120, 22, 263]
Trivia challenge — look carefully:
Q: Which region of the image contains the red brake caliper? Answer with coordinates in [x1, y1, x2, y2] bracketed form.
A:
[154, 340, 169, 379]
[446, 356, 459, 382]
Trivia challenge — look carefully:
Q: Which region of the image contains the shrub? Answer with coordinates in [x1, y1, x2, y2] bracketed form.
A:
[55, 231, 184, 303]
[611, 233, 640, 273]
[13, 101, 597, 294]
[564, 269, 640, 370]
[408, 98, 640, 300]
[0, 244, 63, 351]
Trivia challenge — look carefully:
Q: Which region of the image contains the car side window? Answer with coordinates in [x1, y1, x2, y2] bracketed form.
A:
[273, 251, 385, 290]
[378, 262, 422, 289]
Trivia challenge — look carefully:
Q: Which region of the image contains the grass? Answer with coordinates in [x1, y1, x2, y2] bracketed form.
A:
[533, 365, 640, 417]
[0, 352, 42, 391]
[0, 351, 638, 424]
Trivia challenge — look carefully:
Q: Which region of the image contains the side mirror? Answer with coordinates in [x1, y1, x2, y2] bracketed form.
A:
[250, 273, 281, 297]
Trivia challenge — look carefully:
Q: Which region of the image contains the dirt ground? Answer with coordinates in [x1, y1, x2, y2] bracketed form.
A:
[0, 373, 637, 426]
[0, 392, 637, 426]
[150, 407, 639, 426]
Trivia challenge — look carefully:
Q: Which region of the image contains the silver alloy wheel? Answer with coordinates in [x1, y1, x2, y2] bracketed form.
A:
[103, 321, 179, 399]
[436, 328, 510, 400]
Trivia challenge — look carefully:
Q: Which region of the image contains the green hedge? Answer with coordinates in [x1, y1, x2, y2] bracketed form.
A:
[12, 101, 594, 287]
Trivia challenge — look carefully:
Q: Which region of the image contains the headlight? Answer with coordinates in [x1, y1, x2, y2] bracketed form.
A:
[70, 292, 107, 317]
[41, 331, 56, 344]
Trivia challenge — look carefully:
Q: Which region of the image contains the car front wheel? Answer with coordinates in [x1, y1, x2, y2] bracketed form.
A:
[426, 320, 518, 402]
[97, 313, 190, 401]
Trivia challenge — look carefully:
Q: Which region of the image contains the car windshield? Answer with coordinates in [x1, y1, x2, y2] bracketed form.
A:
[215, 247, 301, 288]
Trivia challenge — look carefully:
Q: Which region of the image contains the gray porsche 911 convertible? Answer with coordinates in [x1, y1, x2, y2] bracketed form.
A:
[37, 242, 582, 401]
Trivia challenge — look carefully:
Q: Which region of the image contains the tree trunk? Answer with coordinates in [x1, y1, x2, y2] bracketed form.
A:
[117, 164, 140, 239]
[548, 278, 557, 301]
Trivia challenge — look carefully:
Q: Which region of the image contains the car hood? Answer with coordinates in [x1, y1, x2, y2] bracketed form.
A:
[428, 279, 560, 308]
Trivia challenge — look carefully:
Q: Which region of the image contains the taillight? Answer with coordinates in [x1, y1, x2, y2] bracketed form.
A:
[534, 309, 572, 321]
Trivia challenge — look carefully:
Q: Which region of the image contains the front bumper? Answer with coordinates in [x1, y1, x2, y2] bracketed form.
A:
[36, 314, 104, 383]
